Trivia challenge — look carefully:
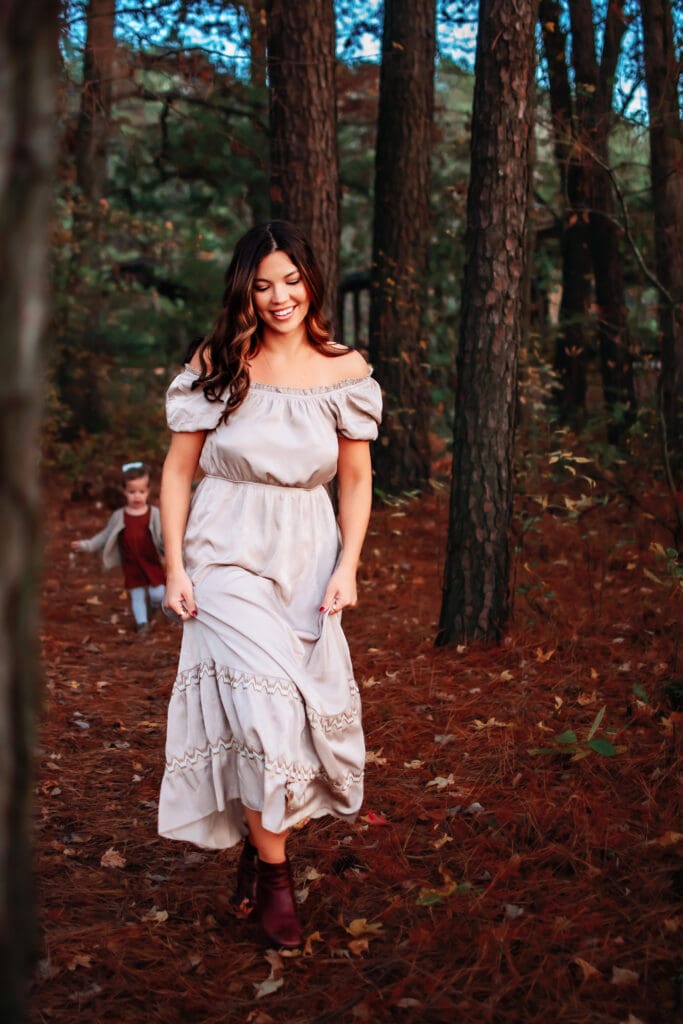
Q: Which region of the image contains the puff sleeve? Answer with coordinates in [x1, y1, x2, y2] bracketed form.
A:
[165, 366, 226, 432]
[332, 374, 382, 440]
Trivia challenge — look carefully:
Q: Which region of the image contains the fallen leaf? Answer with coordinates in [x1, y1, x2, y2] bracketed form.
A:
[403, 759, 424, 769]
[472, 717, 513, 729]
[577, 690, 597, 706]
[554, 695, 563, 710]
[345, 918, 384, 937]
[67, 953, 93, 971]
[433, 734, 455, 745]
[303, 931, 323, 955]
[426, 774, 455, 790]
[144, 908, 168, 923]
[361, 677, 380, 688]
[100, 847, 126, 869]
[648, 831, 682, 847]
[361, 811, 391, 826]
[253, 976, 284, 999]
[571, 956, 601, 981]
[365, 749, 387, 766]
[348, 937, 369, 956]
[303, 866, 323, 882]
[499, 670, 514, 681]
[611, 966, 639, 986]
[433, 834, 453, 850]
[535, 647, 556, 662]
[504, 904, 524, 919]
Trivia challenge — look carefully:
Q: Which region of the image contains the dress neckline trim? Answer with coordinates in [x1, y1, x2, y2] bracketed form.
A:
[182, 363, 375, 396]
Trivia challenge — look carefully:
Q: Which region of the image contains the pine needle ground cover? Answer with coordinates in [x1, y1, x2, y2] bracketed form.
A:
[32, 475, 682, 1024]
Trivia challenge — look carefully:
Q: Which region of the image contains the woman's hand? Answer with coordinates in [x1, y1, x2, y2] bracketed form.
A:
[320, 564, 358, 616]
[164, 568, 198, 621]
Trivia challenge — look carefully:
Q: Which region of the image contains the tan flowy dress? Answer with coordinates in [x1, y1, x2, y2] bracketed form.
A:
[157, 364, 382, 850]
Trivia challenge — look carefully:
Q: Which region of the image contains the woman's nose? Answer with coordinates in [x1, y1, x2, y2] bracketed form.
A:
[272, 282, 288, 303]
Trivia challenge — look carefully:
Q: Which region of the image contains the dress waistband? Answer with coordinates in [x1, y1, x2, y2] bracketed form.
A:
[202, 474, 327, 492]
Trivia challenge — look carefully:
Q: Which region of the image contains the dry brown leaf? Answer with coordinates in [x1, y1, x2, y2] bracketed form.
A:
[611, 966, 639, 986]
[100, 847, 126, 869]
[348, 937, 369, 956]
[571, 956, 601, 981]
[67, 953, 94, 971]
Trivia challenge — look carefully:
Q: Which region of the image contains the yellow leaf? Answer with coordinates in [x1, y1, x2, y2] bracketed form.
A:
[303, 930, 323, 955]
[345, 918, 384, 937]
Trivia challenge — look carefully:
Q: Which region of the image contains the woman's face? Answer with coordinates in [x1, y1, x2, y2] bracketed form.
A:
[251, 251, 310, 337]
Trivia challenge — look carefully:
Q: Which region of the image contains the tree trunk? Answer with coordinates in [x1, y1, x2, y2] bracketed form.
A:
[639, 0, 683, 495]
[539, 0, 592, 421]
[75, 0, 115, 200]
[437, 0, 536, 645]
[569, 0, 637, 443]
[266, 0, 340, 327]
[368, 0, 436, 495]
[0, 3, 58, 1020]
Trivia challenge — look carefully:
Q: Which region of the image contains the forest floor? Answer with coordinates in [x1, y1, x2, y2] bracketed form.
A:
[31, 456, 682, 1024]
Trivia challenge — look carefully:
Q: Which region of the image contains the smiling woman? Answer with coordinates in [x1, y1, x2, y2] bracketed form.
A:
[250, 251, 311, 342]
[157, 220, 382, 950]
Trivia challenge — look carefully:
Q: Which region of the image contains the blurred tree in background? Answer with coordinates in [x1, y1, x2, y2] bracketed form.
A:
[0, 3, 59, 1020]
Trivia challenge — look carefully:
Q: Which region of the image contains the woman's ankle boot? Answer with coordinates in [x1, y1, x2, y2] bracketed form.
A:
[232, 837, 258, 912]
[256, 857, 302, 949]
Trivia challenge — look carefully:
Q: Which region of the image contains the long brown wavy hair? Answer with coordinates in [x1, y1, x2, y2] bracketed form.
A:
[191, 220, 345, 421]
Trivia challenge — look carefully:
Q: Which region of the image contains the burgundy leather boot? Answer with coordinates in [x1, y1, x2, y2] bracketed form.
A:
[231, 837, 258, 913]
[256, 857, 302, 948]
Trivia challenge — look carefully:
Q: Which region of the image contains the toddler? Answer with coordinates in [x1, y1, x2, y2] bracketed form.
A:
[72, 462, 165, 633]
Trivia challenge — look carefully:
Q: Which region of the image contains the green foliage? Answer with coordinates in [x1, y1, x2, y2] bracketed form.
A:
[52, 15, 657, 460]
[529, 705, 623, 761]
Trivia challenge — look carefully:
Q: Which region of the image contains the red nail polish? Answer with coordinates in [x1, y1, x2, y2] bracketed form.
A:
[319, 606, 325, 612]
[191, 610, 198, 617]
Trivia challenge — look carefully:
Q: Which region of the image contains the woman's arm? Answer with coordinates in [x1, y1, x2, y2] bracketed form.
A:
[320, 436, 373, 614]
[160, 429, 206, 619]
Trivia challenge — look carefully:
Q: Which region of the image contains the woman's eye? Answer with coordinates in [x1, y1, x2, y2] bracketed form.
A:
[286, 278, 301, 286]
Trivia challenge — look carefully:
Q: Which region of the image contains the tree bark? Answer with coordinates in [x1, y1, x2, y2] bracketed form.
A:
[0, 3, 58, 1019]
[639, 0, 683, 494]
[266, 0, 340, 326]
[437, 0, 536, 645]
[569, 0, 637, 443]
[368, 0, 436, 495]
[539, 0, 592, 420]
[75, 0, 115, 200]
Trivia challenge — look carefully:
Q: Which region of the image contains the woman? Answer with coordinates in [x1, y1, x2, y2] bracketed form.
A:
[158, 221, 381, 948]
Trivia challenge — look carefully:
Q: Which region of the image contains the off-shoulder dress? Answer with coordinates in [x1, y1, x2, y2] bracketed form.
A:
[157, 365, 382, 849]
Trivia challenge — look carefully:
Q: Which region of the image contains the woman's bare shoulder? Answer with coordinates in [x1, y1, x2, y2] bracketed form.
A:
[188, 343, 212, 373]
[330, 346, 371, 381]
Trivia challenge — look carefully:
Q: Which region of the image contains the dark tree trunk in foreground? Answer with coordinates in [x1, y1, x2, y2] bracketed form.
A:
[0, 4, 58, 1020]
[75, 0, 115, 200]
[368, 0, 436, 495]
[437, 0, 536, 645]
[267, 0, 340, 326]
[569, 0, 637, 443]
[639, 0, 683, 495]
[539, 0, 592, 420]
